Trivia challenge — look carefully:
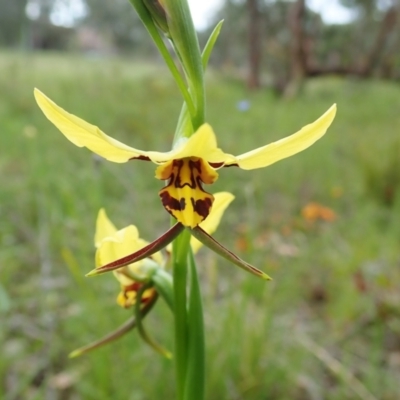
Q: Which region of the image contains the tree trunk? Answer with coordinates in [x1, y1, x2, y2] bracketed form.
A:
[360, 5, 398, 77]
[246, 0, 262, 89]
[284, 0, 307, 98]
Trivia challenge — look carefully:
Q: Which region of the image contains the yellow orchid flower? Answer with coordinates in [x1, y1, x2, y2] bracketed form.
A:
[95, 192, 234, 308]
[34, 89, 336, 229]
[95, 208, 163, 308]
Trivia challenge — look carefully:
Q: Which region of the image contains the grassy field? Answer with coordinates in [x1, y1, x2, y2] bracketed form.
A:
[1, 50, 400, 400]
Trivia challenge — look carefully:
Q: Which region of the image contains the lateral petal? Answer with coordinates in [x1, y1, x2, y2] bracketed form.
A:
[228, 104, 337, 170]
[34, 89, 149, 163]
[95, 225, 146, 268]
[35, 90, 232, 165]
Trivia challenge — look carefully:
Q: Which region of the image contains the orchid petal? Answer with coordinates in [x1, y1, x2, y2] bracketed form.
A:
[34, 89, 231, 165]
[95, 225, 147, 268]
[190, 192, 235, 254]
[189, 226, 272, 280]
[34, 89, 149, 163]
[227, 104, 337, 170]
[94, 208, 118, 247]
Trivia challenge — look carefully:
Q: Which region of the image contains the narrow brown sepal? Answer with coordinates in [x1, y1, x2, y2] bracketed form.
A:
[189, 226, 272, 280]
[68, 293, 158, 358]
[87, 223, 184, 276]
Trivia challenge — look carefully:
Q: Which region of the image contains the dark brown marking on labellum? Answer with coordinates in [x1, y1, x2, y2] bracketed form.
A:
[160, 191, 186, 211]
[173, 159, 202, 189]
[191, 197, 212, 219]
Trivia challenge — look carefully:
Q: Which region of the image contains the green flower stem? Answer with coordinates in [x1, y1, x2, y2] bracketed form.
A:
[152, 268, 175, 312]
[135, 283, 172, 359]
[183, 249, 205, 400]
[172, 228, 191, 400]
[173, 21, 224, 144]
[164, 0, 205, 131]
[128, 0, 196, 118]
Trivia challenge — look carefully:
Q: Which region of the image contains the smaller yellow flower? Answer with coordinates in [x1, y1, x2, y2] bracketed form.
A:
[95, 192, 234, 307]
[95, 209, 163, 308]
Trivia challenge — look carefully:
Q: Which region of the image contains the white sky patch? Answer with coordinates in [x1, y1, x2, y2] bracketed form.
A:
[26, 0, 87, 26]
[26, 1, 40, 20]
[308, 0, 356, 24]
[188, 0, 224, 30]
[26, 0, 355, 29]
[50, 0, 87, 27]
[189, 0, 356, 28]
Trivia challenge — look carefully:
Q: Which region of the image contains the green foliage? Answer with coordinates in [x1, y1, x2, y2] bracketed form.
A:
[2, 52, 400, 399]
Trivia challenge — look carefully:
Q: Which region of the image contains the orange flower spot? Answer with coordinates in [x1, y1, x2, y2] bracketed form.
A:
[301, 202, 337, 222]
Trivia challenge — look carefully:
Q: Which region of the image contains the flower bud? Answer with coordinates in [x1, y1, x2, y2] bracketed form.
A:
[142, 0, 170, 36]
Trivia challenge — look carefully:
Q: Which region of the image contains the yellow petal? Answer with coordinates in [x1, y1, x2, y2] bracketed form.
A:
[95, 225, 145, 268]
[34, 89, 148, 163]
[34, 90, 232, 165]
[228, 104, 337, 170]
[190, 192, 235, 253]
[166, 124, 232, 165]
[95, 209, 118, 247]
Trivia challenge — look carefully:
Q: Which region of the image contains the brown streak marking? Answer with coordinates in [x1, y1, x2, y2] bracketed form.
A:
[129, 155, 151, 161]
[223, 163, 239, 168]
[208, 162, 225, 168]
[174, 159, 200, 189]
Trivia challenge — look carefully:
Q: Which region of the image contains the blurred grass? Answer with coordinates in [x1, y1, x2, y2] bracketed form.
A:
[1, 50, 400, 399]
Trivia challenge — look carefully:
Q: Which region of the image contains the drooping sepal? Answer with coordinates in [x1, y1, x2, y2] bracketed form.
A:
[68, 293, 158, 358]
[189, 226, 272, 280]
[87, 222, 185, 276]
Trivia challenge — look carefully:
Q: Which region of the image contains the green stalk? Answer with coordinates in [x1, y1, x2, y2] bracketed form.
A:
[152, 268, 175, 312]
[168, 11, 224, 400]
[172, 228, 191, 400]
[173, 20, 224, 143]
[128, 0, 196, 118]
[183, 249, 205, 400]
[163, 0, 205, 131]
